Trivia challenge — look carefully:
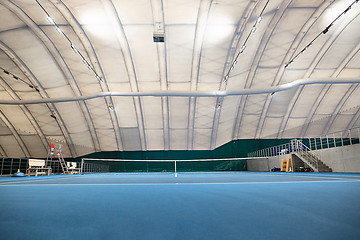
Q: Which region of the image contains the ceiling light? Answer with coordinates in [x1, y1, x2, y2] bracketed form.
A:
[71, 44, 78, 53]
[47, 16, 55, 25]
[96, 75, 103, 82]
[240, 45, 246, 53]
[257, 17, 262, 23]
[56, 27, 62, 34]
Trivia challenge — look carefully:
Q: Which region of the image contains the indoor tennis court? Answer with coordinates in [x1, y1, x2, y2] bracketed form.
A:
[1, 0, 360, 239]
[1, 172, 360, 240]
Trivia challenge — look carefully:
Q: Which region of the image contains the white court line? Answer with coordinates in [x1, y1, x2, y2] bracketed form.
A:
[0, 175, 92, 185]
[1, 179, 360, 187]
[265, 173, 360, 181]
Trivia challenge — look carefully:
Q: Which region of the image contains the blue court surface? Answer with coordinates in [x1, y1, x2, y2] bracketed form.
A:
[1, 172, 360, 240]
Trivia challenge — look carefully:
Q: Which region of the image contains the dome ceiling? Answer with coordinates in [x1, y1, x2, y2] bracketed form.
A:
[0, 0, 359, 158]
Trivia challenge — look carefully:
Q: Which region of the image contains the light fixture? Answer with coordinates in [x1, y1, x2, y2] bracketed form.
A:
[284, 0, 358, 69]
[71, 44, 78, 53]
[56, 27, 62, 34]
[221, 0, 270, 83]
[96, 75, 103, 82]
[1, 67, 39, 91]
[240, 45, 246, 53]
[216, 102, 221, 109]
[108, 105, 114, 111]
[47, 16, 55, 24]
[35, 0, 106, 84]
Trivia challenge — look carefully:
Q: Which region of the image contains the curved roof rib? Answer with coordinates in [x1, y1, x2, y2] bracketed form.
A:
[279, 5, 360, 138]
[101, 0, 146, 150]
[234, 0, 292, 139]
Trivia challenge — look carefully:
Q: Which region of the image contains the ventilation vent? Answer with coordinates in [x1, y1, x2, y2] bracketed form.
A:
[153, 33, 164, 42]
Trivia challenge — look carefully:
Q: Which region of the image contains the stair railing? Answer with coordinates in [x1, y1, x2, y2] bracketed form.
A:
[290, 139, 319, 171]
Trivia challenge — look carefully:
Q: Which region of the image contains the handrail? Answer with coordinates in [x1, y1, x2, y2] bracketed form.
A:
[248, 126, 360, 158]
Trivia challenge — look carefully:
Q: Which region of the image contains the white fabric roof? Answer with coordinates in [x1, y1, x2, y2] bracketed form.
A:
[0, 0, 359, 158]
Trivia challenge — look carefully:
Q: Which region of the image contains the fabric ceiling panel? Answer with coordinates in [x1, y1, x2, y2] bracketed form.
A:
[261, 117, 283, 138]
[166, 25, 195, 85]
[303, 115, 331, 137]
[266, 88, 297, 117]
[237, 114, 259, 139]
[112, 0, 153, 25]
[169, 129, 187, 150]
[193, 128, 211, 150]
[124, 25, 160, 83]
[120, 127, 141, 151]
[69, 131, 95, 155]
[0, 105, 36, 133]
[0, 4, 25, 31]
[327, 114, 356, 134]
[339, 86, 360, 110]
[215, 96, 239, 146]
[261, 8, 314, 68]
[145, 129, 164, 150]
[21, 135, 47, 157]
[96, 128, 117, 151]
[141, 97, 163, 129]
[315, 85, 353, 114]
[0, 0, 359, 157]
[114, 97, 139, 127]
[290, 85, 325, 118]
[164, 0, 200, 24]
[0, 32, 68, 90]
[53, 102, 89, 133]
[0, 135, 25, 157]
[26, 104, 59, 136]
[169, 97, 189, 129]
[279, 117, 307, 138]
[194, 97, 216, 129]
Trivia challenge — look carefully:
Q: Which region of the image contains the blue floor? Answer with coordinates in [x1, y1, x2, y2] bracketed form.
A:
[1, 172, 360, 240]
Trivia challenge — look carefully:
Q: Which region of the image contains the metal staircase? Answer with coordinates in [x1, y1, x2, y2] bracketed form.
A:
[290, 139, 332, 172]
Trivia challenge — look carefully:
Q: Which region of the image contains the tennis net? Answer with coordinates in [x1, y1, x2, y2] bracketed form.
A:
[80, 158, 254, 174]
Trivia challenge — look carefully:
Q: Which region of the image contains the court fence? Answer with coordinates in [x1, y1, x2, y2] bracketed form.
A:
[0, 157, 108, 176]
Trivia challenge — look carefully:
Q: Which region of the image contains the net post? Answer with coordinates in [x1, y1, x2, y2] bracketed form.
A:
[174, 160, 177, 177]
[80, 158, 84, 175]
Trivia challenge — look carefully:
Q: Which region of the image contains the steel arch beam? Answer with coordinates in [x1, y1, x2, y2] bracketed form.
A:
[101, 0, 147, 150]
[256, 1, 333, 139]
[0, 109, 30, 158]
[0, 40, 74, 157]
[279, 7, 360, 138]
[211, 0, 256, 149]
[50, 0, 116, 152]
[0, 78, 358, 104]
[234, 0, 293, 139]
[187, 0, 213, 150]
[301, 43, 360, 137]
[150, 0, 170, 150]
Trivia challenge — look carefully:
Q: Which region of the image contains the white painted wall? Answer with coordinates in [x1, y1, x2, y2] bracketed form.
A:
[247, 144, 360, 173]
[312, 144, 360, 173]
[247, 154, 291, 172]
